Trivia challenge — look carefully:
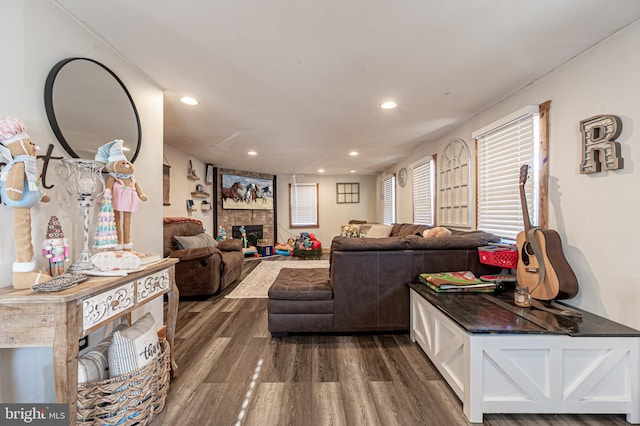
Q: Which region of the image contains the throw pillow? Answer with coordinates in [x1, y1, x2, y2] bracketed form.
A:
[173, 232, 218, 250]
[364, 224, 393, 238]
[108, 313, 160, 377]
[77, 323, 127, 383]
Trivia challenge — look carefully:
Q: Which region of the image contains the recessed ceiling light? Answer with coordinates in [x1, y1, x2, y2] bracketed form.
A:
[350, 170, 356, 173]
[248, 151, 257, 156]
[318, 169, 325, 173]
[349, 151, 359, 156]
[380, 101, 397, 109]
[180, 96, 199, 105]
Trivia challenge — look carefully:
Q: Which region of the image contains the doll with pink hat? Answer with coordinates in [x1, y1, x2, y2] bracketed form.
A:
[95, 140, 147, 251]
[0, 117, 52, 288]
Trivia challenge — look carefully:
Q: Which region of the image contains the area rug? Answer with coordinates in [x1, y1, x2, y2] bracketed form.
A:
[225, 260, 330, 299]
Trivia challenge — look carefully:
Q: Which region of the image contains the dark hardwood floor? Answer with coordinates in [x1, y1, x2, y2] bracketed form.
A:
[154, 256, 629, 425]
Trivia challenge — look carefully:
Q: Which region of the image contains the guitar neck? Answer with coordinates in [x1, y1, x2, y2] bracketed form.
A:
[520, 184, 533, 233]
[519, 166, 533, 233]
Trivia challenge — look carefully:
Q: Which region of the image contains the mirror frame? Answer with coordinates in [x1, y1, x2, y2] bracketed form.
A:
[44, 57, 142, 162]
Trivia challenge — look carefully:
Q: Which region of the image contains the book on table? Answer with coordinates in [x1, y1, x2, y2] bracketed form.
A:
[419, 271, 496, 293]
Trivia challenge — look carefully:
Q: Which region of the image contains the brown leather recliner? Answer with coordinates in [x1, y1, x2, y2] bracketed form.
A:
[163, 218, 244, 297]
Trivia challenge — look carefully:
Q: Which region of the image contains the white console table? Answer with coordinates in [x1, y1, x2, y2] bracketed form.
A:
[0, 258, 179, 425]
[409, 283, 640, 423]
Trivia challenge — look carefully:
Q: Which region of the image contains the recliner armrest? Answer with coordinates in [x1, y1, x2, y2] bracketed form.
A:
[168, 246, 221, 261]
[218, 239, 243, 252]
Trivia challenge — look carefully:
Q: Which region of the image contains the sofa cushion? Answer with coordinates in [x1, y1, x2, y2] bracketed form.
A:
[331, 236, 406, 251]
[391, 223, 433, 237]
[365, 224, 393, 238]
[404, 231, 500, 249]
[268, 268, 332, 301]
[174, 232, 218, 250]
[162, 219, 205, 256]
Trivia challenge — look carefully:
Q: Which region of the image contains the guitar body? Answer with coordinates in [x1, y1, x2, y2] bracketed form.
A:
[517, 228, 579, 300]
[515, 230, 540, 294]
[515, 164, 579, 301]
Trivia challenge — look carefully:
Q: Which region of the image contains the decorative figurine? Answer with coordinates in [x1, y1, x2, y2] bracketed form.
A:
[41, 216, 69, 276]
[217, 225, 227, 241]
[0, 117, 53, 288]
[95, 139, 147, 251]
[93, 189, 118, 250]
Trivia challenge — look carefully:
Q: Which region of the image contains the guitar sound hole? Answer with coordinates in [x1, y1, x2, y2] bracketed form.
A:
[521, 243, 533, 266]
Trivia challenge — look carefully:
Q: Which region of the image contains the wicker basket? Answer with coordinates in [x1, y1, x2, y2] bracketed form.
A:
[77, 339, 170, 425]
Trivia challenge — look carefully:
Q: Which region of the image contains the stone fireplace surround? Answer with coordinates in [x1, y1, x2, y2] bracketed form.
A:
[215, 168, 276, 246]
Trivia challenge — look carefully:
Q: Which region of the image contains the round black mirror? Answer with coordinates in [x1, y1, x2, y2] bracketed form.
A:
[44, 57, 141, 162]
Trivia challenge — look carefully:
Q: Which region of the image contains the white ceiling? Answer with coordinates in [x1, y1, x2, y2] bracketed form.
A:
[55, 0, 640, 175]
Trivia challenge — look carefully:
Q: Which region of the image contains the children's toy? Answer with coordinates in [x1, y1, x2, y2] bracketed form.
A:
[42, 216, 69, 277]
[293, 232, 322, 258]
[0, 117, 53, 288]
[217, 225, 227, 241]
[95, 140, 147, 251]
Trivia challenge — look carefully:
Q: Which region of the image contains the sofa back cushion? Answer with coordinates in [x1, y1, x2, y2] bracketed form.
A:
[364, 224, 393, 238]
[162, 218, 205, 256]
[390, 223, 433, 237]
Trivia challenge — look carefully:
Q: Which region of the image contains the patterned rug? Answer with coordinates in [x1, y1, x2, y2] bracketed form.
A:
[225, 260, 330, 298]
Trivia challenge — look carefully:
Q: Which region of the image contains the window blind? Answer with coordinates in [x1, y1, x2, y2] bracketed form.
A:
[382, 175, 395, 225]
[290, 183, 318, 227]
[412, 159, 433, 225]
[476, 112, 539, 240]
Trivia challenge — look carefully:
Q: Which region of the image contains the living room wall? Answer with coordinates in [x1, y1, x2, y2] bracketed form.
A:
[163, 144, 214, 235]
[388, 20, 640, 330]
[276, 173, 378, 246]
[0, 1, 164, 403]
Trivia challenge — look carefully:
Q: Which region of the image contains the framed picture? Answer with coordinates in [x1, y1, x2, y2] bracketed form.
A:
[336, 182, 359, 204]
[205, 163, 214, 184]
[221, 173, 274, 210]
[162, 164, 171, 205]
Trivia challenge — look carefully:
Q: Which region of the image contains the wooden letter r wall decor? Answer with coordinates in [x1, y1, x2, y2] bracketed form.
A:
[579, 114, 623, 174]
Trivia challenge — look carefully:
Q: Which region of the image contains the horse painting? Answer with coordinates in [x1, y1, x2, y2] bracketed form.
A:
[244, 183, 258, 203]
[221, 173, 273, 210]
[222, 182, 243, 201]
[258, 185, 273, 203]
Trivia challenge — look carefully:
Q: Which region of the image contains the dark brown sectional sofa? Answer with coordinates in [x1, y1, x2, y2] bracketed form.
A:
[268, 223, 501, 335]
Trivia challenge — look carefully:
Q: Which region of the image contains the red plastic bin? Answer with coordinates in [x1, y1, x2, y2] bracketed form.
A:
[477, 246, 517, 268]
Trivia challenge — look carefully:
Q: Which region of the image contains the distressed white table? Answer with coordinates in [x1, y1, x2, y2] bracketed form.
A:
[409, 283, 640, 423]
[0, 258, 179, 425]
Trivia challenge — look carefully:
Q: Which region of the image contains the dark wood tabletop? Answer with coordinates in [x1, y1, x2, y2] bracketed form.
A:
[409, 282, 640, 337]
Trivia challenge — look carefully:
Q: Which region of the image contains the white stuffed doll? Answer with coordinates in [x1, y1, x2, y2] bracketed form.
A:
[0, 117, 52, 288]
[95, 140, 147, 251]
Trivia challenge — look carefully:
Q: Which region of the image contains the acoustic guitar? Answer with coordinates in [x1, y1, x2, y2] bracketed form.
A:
[515, 164, 579, 300]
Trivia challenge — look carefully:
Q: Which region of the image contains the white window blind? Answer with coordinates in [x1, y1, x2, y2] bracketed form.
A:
[290, 183, 318, 227]
[476, 110, 539, 240]
[412, 159, 434, 225]
[382, 175, 395, 225]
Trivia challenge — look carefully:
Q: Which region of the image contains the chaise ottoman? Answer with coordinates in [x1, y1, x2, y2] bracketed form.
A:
[267, 267, 334, 336]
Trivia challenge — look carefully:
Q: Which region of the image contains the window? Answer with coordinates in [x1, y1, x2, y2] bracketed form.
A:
[336, 182, 359, 204]
[474, 102, 549, 241]
[382, 175, 395, 225]
[439, 139, 470, 227]
[289, 183, 319, 228]
[412, 157, 434, 225]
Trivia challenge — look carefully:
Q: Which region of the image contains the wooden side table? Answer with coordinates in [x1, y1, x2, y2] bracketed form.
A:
[0, 258, 179, 425]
